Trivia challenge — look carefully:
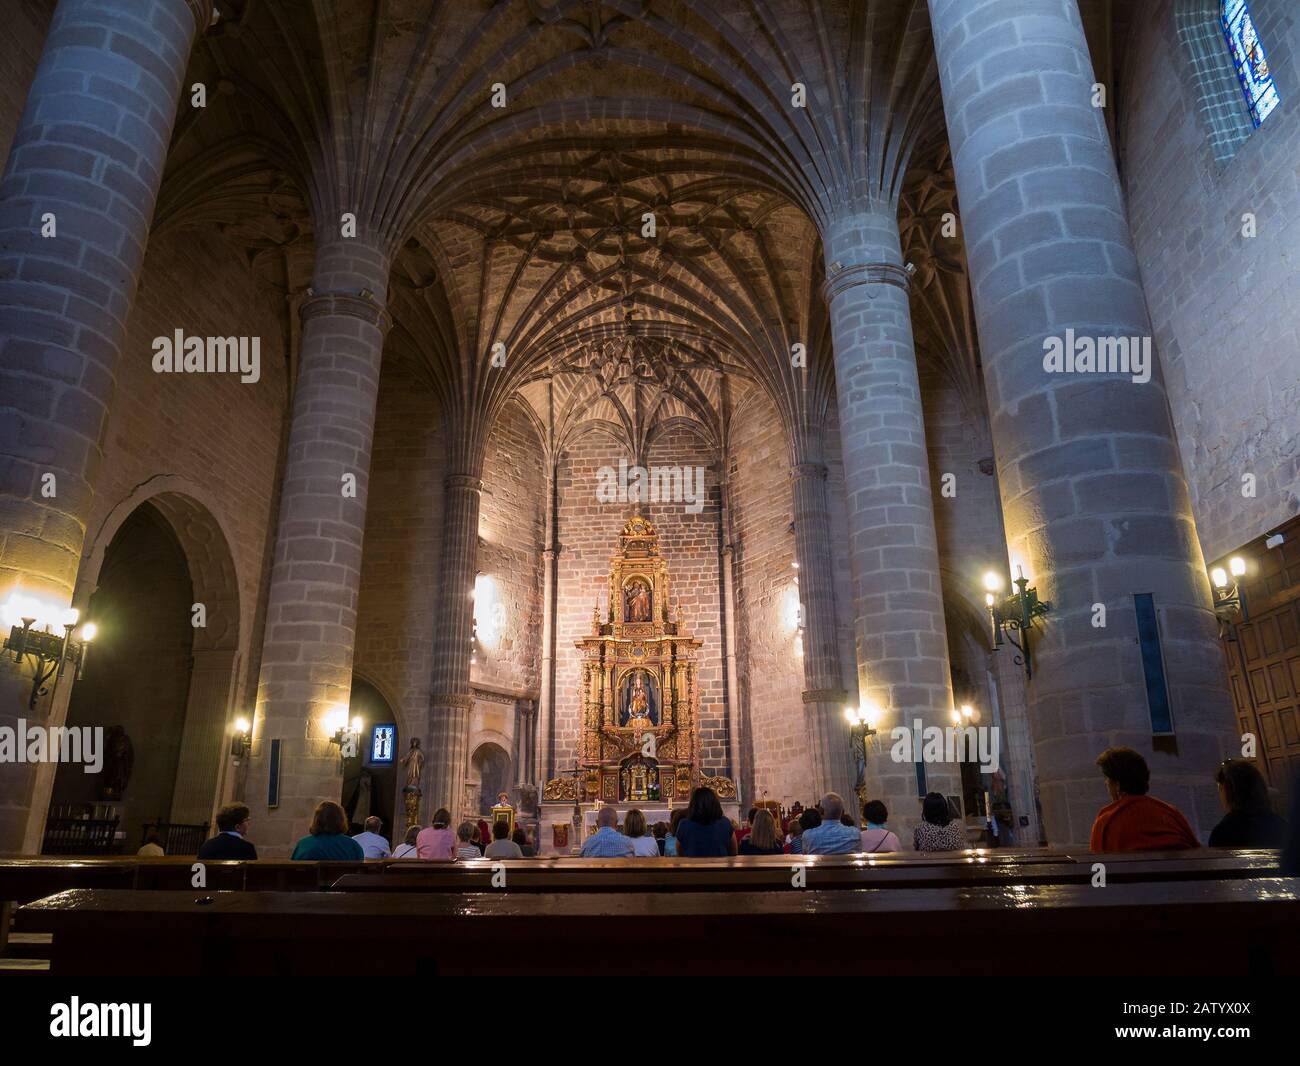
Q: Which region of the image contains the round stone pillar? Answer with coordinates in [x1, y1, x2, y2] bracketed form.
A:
[0, 0, 208, 600]
[0, 0, 209, 850]
[928, 0, 1236, 843]
[822, 208, 961, 826]
[790, 461, 853, 807]
[244, 237, 392, 854]
[427, 471, 483, 820]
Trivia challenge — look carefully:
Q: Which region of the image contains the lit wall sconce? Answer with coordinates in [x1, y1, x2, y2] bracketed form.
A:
[844, 701, 881, 737]
[231, 716, 252, 759]
[2, 593, 96, 710]
[950, 703, 981, 726]
[1209, 556, 1248, 639]
[983, 567, 1051, 681]
[324, 706, 363, 758]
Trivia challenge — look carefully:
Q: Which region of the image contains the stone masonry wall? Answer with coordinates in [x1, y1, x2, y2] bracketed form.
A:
[353, 357, 445, 742]
[473, 397, 545, 698]
[551, 425, 724, 778]
[1122, 0, 1300, 561]
[729, 382, 810, 806]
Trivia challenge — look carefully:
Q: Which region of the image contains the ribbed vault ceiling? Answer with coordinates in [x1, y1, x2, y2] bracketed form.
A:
[156, 0, 976, 468]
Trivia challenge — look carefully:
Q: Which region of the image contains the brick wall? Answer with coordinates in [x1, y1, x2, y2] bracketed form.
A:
[94, 226, 287, 661]
[473, 398, 545, 697]
[729, 382, 809, 805]
[921, 368, 1008, 595]
[0, 0, 53, 173]
[551, 425, 724, 777]
[1122, 0, 1300, 560]
[353, 358, 445, 741]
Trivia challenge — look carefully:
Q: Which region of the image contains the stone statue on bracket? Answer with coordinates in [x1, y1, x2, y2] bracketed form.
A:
[99, 725, 133, 801]
[399, 737, 424, 823]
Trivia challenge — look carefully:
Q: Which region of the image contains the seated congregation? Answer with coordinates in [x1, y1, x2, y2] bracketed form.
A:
[193, 747, 1295, 866]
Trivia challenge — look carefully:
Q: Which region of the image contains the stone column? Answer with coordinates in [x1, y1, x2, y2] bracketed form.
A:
[790, 461, 854, 808]
[169, 647, 238, 826]
[244, 237, 392, 854]
[928, 0, 1236, 843]
[822, 208, 961, 823]
[990, 646, 1042, 845]
[427, 472, 482, 819]
[534, 467, 557, 786]
[0, 0, 210, 850]
[719, 539, 743, 795]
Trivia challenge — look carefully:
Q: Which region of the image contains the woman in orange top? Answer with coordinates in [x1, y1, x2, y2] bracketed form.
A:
[1089, 747, 1199, 852]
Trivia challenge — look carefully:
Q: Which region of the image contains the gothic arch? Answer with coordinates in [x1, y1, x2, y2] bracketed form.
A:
[75, 475, 243, 653]
[69, 476, 245, 829]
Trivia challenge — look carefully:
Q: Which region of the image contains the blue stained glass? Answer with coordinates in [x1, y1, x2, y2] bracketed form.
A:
[1222, 0, 1281, 127]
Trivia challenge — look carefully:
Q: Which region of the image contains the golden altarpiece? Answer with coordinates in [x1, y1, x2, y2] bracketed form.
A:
[543, 515, 703, 808]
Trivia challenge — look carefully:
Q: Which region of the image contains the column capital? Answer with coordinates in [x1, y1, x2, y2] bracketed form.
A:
[821, 261, 911, 303]
[430, 692, 475, 710]
[802, 688, 850, 706]
[300, 291, 393, 334]
[791, 461, 829, 482]
[444, 473, 483, 495]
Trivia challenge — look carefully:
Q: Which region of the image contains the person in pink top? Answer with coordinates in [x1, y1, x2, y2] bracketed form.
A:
[859, 800, 902, 853]
[415, 807, 457, 860]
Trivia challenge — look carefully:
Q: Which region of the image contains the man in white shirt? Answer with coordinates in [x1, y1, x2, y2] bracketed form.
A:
[352, 816, 391, 859]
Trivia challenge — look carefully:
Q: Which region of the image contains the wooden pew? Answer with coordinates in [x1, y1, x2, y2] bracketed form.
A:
[334, 849, 1283, 893]
[0, 856, 378, 905]
[0, 849, 1279, 909]
[16, 877, 1300, 976]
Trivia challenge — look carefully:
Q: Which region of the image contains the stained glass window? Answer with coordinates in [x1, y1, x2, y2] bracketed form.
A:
[1221, 0, 1281, 127]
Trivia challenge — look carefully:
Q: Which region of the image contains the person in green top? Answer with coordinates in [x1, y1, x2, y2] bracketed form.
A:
[291, 799, 365, 860]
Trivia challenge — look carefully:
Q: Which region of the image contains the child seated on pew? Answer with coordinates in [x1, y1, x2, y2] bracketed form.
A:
[454, 822, 481, 860]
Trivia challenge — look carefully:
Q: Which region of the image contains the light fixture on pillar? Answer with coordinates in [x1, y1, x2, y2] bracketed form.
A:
[983, 568, 1051, 681]
[844, 701, 881, 742]
[325, 706, 362, 759]
[231, 716, 252, 759]
[2, 593, 96, 710]
[949, 703, 981, 726]
[1209, 556, 1249, 639]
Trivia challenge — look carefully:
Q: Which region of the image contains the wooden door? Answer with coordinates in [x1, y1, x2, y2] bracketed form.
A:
[1222, 519, 1300, 789]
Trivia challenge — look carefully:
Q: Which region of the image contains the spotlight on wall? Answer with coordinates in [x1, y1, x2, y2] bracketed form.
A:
[1209, 555, 1249, 639]
[325, 705, 362, 758]
[231, 715, 252, 759]
[2, 593, 96, 709]
[983, 566, 1051, 681]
